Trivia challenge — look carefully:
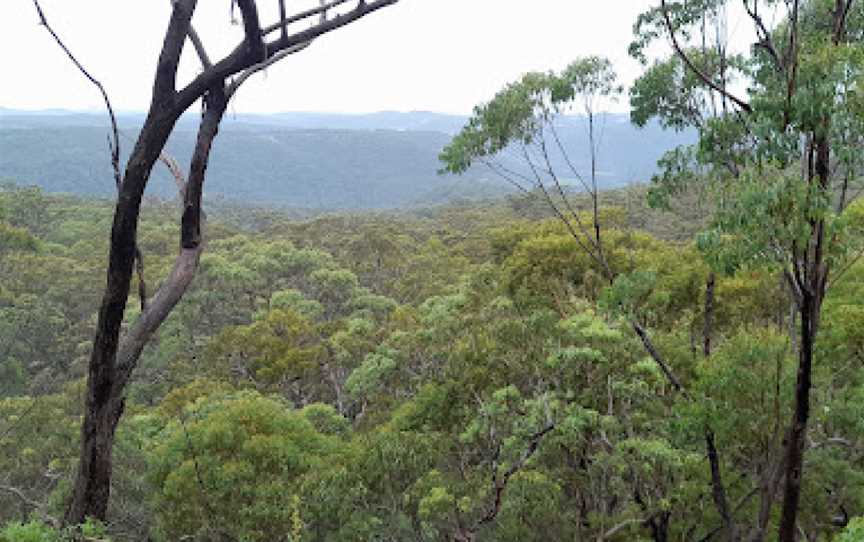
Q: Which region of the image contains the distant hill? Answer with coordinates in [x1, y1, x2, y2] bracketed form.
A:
[0, 110, 694, 209]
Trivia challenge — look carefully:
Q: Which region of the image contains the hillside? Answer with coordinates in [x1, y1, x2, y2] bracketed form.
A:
[0, 110, 694, 209]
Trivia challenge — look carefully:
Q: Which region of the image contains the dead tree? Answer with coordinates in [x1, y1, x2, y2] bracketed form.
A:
[31, 0, 399, 525]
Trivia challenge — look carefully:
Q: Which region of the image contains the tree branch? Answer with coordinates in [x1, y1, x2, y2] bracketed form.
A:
[706, 429, 737, 540]
[32, 0, 154, 315]
[743, 0, 781, 69]
[228, 0, 329, 97]
[31, 0, 121, 187]
[600, 518, 647, 540]
[477, 424, 555, 527]
[235, 0, 266, 62]
[154, 0, 198, 102]
[0, 485, 58, 527]
[0, 484, 43, 510]
[176, 0, 398, 114]
[262, 0, 355, 36]
[168, 0, 212, 69]
[632, 322, 687, 394]
[114, 85, 228, 393]
[660, 0, 752, 113]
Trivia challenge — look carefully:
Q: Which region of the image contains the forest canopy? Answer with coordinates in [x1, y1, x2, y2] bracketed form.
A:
[3, 0, 864, 541]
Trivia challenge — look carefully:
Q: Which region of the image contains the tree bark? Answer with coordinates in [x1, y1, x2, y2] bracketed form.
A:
[777, 135, 829, 541]
[65, 108, 182, 524]
[777, 288, 818, 541]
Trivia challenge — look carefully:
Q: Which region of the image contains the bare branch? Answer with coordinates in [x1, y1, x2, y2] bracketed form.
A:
[743, 0, 781, 68]
[706, 429, 737, 539]
[0, 485, 44, 511]
[154, 0, 198, 101]
[177, 0, 398, 114]
[266, 0, 398, 56]
[600, 518, 647, 541]
[521, 145, 605, 267]
[168, 0, 213, 69]
[235, 0, 266, 62]
[228, 0, 328, 99]
[479, 159, 533, 195]
[32, 0, 156, 326]
[476, 424, 555, 528]
[660, 0, 752, 114]
[535, 131, 611, 276]
[633, 322, 687, 394]
[159, 151, 189, 198]
[278, 0, 288, 40]
[262, 0, 355, 36]
[135, 247, 147, 311]
[31, 0, 121, 187]
[0, 485, 58, 527]
[548, 122, 592, 195]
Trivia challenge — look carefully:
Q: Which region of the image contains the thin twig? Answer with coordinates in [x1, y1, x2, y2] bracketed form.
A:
[31, 0, 121, 188]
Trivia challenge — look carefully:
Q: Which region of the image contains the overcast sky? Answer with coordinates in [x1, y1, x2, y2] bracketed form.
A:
[1, 1, 753, 115]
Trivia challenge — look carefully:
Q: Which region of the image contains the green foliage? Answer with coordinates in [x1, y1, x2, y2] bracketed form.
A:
[837, 517, 864, 542]
[148, 390, 343, 541]
[440, 57, 620, 174]
[0, 521, 58, 542]
[0, 519, 109, 542]
[0, 222, 39, 255]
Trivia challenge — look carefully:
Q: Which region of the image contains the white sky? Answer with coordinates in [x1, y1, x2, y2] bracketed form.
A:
[0, 1, 754, 115]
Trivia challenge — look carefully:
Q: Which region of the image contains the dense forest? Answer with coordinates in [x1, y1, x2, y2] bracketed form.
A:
[5, 0, 864, 540]
[3, 180, 860, 541]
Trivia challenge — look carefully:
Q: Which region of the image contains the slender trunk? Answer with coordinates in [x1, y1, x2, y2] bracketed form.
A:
[649, 511, 671, 542]
[777, 278, 819, 541]
[702, 277, 737, 540]
[588, 109, 604, 267]
[777, 135, 829, 541]
[703, 271, 716, 358]
[707, 429, 737, 541]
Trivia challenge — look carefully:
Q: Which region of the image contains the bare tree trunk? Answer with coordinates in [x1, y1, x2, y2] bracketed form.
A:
[65, 88, 230, 521]
[65, 108, 183, 524]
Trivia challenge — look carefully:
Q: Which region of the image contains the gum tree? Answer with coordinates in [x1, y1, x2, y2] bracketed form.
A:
[30, 0, 400, 525]
[630, 0, 864, 538]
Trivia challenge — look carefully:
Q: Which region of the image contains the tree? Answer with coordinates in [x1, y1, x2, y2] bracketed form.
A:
[439, 59, 693, 515]
[630, 0, 864, 538]
[30, 0, 400, 525]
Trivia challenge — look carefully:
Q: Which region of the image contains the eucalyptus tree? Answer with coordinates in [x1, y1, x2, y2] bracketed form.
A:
[441, 59, 694, 419]
[630, 0, 864, 538]
[30, 0, 399, 525]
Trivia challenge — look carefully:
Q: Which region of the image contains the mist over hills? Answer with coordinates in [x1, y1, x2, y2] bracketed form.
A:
[0, 109, 694, 209]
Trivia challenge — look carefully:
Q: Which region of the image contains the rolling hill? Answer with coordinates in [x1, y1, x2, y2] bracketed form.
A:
[0, 110, 694, 209]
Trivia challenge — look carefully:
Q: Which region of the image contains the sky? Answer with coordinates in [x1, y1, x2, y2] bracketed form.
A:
[0, 1, 753, 115]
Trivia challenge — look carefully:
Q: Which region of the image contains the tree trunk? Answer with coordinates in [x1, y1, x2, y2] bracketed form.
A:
[777, 135, 829, 541]
[64, 397, 124, 522]
[703, 271, 715, 357]
[777, 282, 819, 541]
[65, 111, 180, 524]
